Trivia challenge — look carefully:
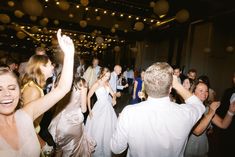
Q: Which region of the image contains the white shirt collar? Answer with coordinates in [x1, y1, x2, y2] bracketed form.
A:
[147, 96, 171, 103]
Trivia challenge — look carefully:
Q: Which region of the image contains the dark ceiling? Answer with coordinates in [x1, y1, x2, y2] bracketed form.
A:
[0, 0, 235, 56]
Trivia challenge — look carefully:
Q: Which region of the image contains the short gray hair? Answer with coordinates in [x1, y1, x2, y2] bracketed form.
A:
[144, 62, 173, 98]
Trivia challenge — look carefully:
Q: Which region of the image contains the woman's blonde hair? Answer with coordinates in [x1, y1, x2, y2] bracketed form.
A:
[21, 55, 49, 88]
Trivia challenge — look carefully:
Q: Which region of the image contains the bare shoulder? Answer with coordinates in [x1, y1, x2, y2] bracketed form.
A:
[90, 81, 100, 90]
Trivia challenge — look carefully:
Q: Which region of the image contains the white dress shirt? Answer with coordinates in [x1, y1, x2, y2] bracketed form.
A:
[109, 71, 124, 93]
[111, 95, 205, 157]
[123, 70, 134, 80]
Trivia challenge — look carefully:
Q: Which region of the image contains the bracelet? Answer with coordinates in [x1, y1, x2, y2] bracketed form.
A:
[227, 111, 234, 116]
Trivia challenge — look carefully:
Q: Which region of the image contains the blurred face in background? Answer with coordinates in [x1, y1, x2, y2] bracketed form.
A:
[114, 66, 122, 75]
[173, 69, 181, 77]
[92, 59, 99, 67]
[8, 63, 17, 71]
[183, 78, 191, 90]
[188, 72, 197, 80]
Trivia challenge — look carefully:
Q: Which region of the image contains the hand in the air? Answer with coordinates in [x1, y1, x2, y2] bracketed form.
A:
[57, 29, 75, 56]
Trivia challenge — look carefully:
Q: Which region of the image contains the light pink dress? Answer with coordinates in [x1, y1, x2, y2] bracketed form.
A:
[0, 109, 41, 157]
[49, 90, 95, 157]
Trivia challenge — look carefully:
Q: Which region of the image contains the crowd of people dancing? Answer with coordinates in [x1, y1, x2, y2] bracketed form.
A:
[0, 30, 234, 157]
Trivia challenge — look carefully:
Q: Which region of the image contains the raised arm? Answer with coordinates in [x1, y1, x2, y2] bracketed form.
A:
[211, 101, 235, 129]
[23, 29, 74, 120]
[87, 82, 99, 118]
[173, 75, 205, 123]
[193, 101, 220, 135]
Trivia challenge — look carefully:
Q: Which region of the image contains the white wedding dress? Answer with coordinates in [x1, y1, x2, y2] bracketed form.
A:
[85, 85, 117, 157]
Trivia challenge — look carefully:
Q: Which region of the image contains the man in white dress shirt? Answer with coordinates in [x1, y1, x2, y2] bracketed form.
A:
[111, 62, 205, 157]
[109, 65, 128, 97]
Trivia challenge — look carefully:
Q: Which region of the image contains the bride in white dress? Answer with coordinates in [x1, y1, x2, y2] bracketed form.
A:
[85, 67, 117, 157]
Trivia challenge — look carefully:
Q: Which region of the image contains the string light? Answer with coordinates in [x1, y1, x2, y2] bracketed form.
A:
[51, 0, 157, 27]
[14, 23, 128, 52]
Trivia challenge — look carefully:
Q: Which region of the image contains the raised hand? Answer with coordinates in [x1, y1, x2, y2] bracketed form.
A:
[209, 101, 220, 112]
[172, 75, 179, 89]
[57, 29, 75, 56]
[228, 101, 235, 113]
